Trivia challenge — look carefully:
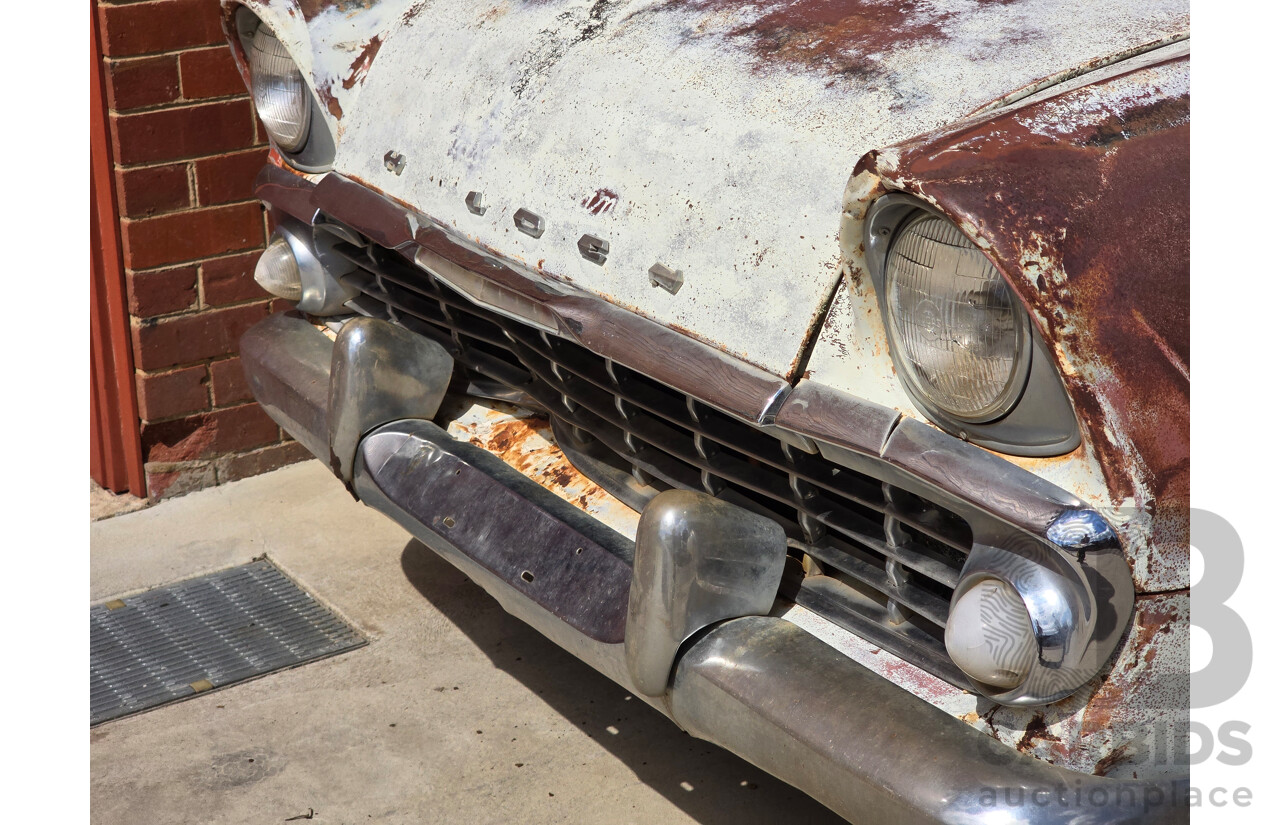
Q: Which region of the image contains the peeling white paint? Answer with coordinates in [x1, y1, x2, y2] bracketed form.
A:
[315, 0, 1186, 377]
[1014, 54, 1190, 139]
[802, 284, 920, 416]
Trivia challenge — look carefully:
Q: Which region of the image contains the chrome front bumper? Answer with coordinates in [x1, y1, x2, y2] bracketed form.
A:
[241, 311, 1188, 825]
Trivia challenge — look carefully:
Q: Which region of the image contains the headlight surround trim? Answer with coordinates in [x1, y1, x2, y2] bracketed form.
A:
[882, 209, 1034, 424]
[233, 6, 336, 173]
[864, 193, 1081, 457]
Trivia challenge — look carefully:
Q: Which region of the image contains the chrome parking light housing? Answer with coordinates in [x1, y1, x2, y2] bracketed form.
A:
[265, 216, 359, 316]
[947, 509, 1133, 705]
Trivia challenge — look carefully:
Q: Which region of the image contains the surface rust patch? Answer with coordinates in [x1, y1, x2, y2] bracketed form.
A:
[582, 188, 619, 215]
[444, 402, 640, 539]
[724, 0, 948, 78]
[863, 49, 1189, 587]
[317, 80, 344, 118]
[342, 35, 383, 90]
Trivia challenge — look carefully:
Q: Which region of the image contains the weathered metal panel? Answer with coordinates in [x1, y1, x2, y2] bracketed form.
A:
[234, 0, 1188, 378]
[846, 43, 1190, 592]
[442, 398, 642, 541]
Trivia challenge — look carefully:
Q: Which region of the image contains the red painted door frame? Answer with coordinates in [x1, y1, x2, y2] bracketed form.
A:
[91, 2, 147, 497]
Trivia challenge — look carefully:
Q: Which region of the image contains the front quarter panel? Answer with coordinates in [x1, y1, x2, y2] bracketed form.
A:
[825, 43, 1190, 594]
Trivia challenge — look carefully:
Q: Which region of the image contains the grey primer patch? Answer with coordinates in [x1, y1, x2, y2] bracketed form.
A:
[90, 559, 365, 726]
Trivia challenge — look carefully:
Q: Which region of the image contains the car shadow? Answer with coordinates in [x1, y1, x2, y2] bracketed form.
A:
[399, 539, 849, 825]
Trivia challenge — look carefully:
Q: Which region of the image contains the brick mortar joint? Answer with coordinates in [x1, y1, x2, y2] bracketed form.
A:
[108, 92, 252, 118]
[128, 298, 272, 328]
[145, 459, 216, 473]
[113, 148, 265, 172]
[117, 196, 263, 223]
[109, 96, 251, 117]
[139, 405, 286, 426]
[125, 247, 266, 277]
[104, 43, 231, 66]
[114, 146, 266, 173]
[134, 354, 242, 379]
[120, 201, 266, 226]
[99, 43, 233, 64]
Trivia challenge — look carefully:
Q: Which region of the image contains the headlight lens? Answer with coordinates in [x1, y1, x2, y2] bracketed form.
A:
[248, 26, 311, 153]
[885, 213, 1027, 422]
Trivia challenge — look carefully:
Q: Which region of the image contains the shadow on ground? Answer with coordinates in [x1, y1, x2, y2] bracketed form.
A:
[400, 539, 848, 825]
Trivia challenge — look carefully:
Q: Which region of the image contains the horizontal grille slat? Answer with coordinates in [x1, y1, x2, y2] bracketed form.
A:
[792, 537, 952, 627]
[515, 339, 893, 518]
[335, 233, 976, 688]
[806, 498, 962, 590]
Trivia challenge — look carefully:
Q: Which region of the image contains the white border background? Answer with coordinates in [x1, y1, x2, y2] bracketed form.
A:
[7, 1, 90, 818]
[0, 1, 1272, 821]
[1192, 4, 1278, 823]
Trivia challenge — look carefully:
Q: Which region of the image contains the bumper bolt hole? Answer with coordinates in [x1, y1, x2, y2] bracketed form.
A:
[520, 570, 535, 583]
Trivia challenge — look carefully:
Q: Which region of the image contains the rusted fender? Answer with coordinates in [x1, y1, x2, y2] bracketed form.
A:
[851, 42, 1189, 591]
[231, 0, 1188, 379]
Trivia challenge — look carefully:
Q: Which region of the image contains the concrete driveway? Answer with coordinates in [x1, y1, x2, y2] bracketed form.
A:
[90, 460, 847, 824]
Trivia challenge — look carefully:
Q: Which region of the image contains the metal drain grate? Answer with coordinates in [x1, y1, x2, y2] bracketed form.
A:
[90, 559, 365, 725]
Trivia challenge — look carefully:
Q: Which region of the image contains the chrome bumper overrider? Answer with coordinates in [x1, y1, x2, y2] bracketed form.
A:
[241, 312, 1188, 825]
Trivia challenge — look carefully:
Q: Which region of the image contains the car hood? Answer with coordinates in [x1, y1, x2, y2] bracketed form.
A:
[293, 0, 1188, 378]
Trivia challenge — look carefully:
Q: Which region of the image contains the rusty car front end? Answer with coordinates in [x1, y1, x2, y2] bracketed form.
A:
[221, 1, 1191, 822]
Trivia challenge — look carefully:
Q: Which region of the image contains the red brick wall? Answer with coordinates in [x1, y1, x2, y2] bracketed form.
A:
[97, 0, 309, 499]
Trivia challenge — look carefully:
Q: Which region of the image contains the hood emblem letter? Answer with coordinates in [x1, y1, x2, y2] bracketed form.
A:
[514, 208, 545, 238]
[465, 191, 487, 215]
[577, 234, 609, 265]
[383, 150, 407, 176]
[648, 263, 684, 295]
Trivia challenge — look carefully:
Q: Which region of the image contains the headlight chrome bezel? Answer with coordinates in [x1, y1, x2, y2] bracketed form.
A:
[865, 193, 1081, 457]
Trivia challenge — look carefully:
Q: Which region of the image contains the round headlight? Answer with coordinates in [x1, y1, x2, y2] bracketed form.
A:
[884, 213, 1029, 422]
[248, 26, 311, 153]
